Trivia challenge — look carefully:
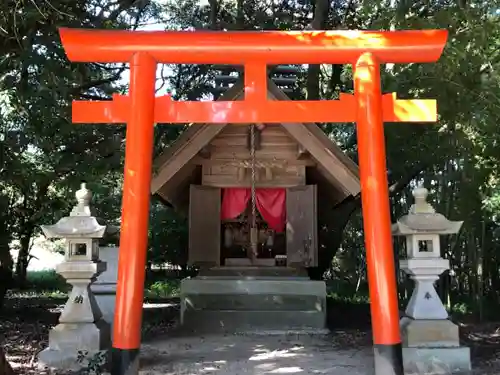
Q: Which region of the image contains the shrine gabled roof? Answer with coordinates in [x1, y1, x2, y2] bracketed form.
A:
[150, 79, 360, 207]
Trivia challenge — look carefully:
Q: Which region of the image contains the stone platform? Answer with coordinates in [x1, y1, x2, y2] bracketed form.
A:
[180, 267, 326, 333]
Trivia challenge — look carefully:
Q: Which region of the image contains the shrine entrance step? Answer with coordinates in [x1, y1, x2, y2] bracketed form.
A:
[179, 277, 326, 333]
[198, 266, 307, 278]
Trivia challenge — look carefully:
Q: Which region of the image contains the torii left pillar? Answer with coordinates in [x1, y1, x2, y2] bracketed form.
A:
[111, 53, 156, 374]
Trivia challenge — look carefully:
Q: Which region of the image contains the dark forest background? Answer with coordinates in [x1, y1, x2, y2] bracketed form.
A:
[0, 0, 499, 324]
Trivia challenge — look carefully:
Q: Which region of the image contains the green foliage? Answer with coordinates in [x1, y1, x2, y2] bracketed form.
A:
[144, 280, 180, 299]
[148, 202, 188, 268]
[0, 0, 160, 295]
[25, 270, 68, 292]
[7, 271, 179, 301]
[6, 270, 68, 299]
[328, 292, 370, 305]
[76, 350, 108, 375]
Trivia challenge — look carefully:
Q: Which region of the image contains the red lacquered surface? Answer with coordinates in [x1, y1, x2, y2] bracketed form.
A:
[354, 52, 401, 345]
[72, 93, 437, 124]
[59, 28, 448, 64]
[112, 53, 156, 349]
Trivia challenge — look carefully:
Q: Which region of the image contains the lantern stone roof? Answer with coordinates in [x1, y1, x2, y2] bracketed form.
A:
[392, 187, 463, 235]
[41, 183, 108, 239]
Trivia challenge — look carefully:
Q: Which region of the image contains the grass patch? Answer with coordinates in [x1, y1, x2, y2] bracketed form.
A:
[7, 270, 181, 301]
[26, 270, 68, 291]
[7, 289, 68, 299]
[327, 292, 369, 304]
[144, 279, 180, 299]
[7, 270, 69, 299]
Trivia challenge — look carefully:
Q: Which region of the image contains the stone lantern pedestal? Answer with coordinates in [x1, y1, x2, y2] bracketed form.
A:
[91, 245, 120, 328]
[393, 187, 470, 374]
[38, 183, 111, 371]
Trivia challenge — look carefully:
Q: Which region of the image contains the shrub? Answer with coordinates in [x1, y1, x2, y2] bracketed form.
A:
[26, 270, 68, 292]
[144, 280, 180, 299]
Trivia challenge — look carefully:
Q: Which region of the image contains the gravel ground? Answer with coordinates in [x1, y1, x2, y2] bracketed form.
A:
[136, 331, 500, 375]
[2, 297, 500, 375]
[139, 332, 374, 375]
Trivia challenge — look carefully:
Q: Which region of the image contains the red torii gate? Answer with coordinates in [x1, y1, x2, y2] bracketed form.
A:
[59, 28, 448, 375]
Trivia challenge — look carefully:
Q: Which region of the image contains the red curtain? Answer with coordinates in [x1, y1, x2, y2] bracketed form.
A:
[256, 188, 286, 233]
[220, 188, 286, 233]
[220, 188, 250, 220]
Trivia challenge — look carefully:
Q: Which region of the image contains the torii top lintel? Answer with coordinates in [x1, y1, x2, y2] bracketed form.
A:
[59, 28, 447, 65]
[59, 28, 448, 124]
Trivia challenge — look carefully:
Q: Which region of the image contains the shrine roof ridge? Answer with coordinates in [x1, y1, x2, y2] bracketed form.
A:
[59, 28, 448, 65]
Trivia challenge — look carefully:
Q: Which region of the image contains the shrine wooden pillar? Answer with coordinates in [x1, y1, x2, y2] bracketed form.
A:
[58, 28, 448, 375]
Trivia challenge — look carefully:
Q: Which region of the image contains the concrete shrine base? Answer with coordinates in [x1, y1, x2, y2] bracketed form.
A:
[180, 270, 327, 333]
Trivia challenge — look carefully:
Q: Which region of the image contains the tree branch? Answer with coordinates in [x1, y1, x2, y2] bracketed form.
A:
[335, 159, 432, 213]
[71, 72, 124, 96]
[106, 0, 141, 23]
[78, 93, 111, 101]
[388, 160, 432, 196]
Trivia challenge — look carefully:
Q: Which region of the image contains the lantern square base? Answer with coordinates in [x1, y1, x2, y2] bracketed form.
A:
[38, 320, 110, 371]
[400, 317, 460, 348]
[402, 347, 471, 374]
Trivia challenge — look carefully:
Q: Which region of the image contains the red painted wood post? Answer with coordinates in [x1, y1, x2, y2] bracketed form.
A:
[354, 52, 403, 375]
[111, 52, 157, 375]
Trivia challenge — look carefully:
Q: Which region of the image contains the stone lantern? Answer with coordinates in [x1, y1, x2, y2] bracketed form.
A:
[38, 183, 110, 371]
[393, 186, 470, 373]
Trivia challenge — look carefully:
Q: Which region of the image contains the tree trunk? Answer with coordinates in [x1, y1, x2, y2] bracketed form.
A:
[14, 226, 34, 289]
[14, 183, 49, 288]
[0, 243, 13, 310]
[0, 267, 12, 310]
[236, 0, 244, 29]
[312, 196, 360, 280]
[306, 0, 330, 100]
[208, 0, 220, 29]
[0, 345, 15, 375]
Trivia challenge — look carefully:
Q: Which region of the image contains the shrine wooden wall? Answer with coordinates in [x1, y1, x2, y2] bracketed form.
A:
[195, 124, 314, 187]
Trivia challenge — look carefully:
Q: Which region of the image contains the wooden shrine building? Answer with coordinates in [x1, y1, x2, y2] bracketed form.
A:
[151, 80, 360, 271]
